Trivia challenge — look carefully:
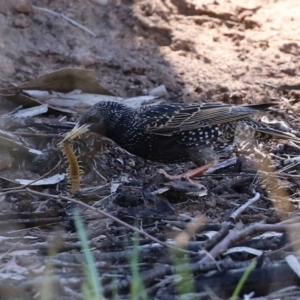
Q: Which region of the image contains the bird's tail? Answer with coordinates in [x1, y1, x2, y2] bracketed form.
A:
[243, 102, 278, 111]
[236, 120, 300, 144]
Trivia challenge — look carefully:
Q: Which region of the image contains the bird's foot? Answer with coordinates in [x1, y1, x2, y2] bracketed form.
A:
[158, 162, 216, 186]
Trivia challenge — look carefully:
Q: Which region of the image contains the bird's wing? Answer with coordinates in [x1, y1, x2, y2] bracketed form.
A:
[138, 103, 271, 136]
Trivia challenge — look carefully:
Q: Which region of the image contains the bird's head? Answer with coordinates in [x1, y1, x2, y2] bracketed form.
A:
[62, 102, 110, 142]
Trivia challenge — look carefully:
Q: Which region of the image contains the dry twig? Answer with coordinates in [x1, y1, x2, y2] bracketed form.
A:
[0, 188, 194, 254]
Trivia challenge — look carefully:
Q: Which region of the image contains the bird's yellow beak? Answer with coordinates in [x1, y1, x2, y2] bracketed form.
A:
[62, 123, 91, 142]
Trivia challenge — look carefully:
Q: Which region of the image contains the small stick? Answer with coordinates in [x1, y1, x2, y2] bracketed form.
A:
[0, 188, 195, 255]
[1, 160, 62, 192]
[230, 192, 261, 222]
[32, 5, 97, 37]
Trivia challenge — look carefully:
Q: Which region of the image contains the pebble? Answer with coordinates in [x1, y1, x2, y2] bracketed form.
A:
[13, 14, 32, 28]
[127, 159, 135, 167]
[13, 0, 32, 14]
[90, 0, 108, 6]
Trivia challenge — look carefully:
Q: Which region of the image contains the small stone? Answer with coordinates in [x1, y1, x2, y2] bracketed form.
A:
[90, 0, 108, 5]
[13, 14, 32, 28]
[13, 0, 32, 14]
[171, 38, 196, 52]
[206, 199, 216, 208]
[127, 159, 135, 167]
[0, 1, 12, 15]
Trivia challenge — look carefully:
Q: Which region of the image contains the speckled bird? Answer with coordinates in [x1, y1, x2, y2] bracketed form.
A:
[63, 101, 300, 179]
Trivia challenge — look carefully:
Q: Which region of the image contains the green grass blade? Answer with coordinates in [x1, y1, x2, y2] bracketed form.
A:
[231, 258, 257, 300]
[128, 232, 149, 300]
[73, 211, 102, 300]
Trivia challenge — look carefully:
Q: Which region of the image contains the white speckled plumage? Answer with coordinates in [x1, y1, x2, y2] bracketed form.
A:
[75, 101, 300, 166]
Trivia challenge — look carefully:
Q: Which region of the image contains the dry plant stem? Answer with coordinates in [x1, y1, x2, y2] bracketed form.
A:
[265, 237, 300, 257]
[230, 192, 261, 222]
[279, 216, 300, 225]
[237, 223, 300, 237]
[199, 221, 300, 264]
[200, 192, 261, 263]
[202, 193, 260, 253]
[202, 221, 231, 251]
[145, 275, 175, 296]
[12, 132, 64, 139]
[0, 188, 193, 254]
[199, 223, 262, 264]
[0, 239, 22, 259]
[1, 160, 62, 192]
[32, 5, 96, 37]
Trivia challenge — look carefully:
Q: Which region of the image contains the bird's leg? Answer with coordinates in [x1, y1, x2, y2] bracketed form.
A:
[159, 162, 216, 181]
[159, 147, 219, 181]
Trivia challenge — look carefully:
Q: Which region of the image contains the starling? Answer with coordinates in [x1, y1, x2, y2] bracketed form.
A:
[63, 101, 300, 179]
